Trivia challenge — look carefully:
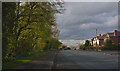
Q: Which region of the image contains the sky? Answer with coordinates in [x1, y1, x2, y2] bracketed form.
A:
[56, 2, 118, 40]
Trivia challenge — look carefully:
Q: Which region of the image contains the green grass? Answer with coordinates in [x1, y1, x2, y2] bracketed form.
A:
[2, 50, 52, 69]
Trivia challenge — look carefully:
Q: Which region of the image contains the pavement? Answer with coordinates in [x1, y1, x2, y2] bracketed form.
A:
[53, 50, 119, 69]
[13, 50, 58, 69]
[100, 50, 120, 56]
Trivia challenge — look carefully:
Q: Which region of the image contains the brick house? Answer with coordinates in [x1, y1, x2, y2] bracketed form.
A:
[91, 30, 120, 47]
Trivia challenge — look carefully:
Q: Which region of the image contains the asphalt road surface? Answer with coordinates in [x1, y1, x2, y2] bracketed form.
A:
[53, 50, 118, 69]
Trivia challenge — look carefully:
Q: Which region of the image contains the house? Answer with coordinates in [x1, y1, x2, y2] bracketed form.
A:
[91, 30, 120, 47]
[91, 35, 104, 47]
[105, 30, 120, 45]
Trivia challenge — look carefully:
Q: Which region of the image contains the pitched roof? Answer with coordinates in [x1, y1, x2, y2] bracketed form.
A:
[107, 32, 114, 36]
[100, 34, 106, 39]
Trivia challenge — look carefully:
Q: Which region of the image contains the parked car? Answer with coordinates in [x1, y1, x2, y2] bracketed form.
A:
[64, 47, 71, 50]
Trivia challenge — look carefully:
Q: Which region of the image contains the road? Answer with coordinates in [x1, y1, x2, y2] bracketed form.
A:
[53, 50, 118, 69]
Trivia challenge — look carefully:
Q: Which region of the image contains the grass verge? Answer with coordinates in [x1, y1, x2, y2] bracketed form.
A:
[2, 50, 52, 69]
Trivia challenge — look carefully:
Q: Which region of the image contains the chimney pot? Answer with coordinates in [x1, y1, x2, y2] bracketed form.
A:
[99, 34, 101, 37]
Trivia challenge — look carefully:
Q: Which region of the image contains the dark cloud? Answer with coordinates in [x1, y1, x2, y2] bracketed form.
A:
[56, 2, 118, 40]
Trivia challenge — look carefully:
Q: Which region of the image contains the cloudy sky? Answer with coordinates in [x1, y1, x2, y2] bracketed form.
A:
[56, 2, 118, 40]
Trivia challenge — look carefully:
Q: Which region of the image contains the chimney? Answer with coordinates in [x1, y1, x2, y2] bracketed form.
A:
[114, 30, 117, 36]
[99, 34, 101, 37]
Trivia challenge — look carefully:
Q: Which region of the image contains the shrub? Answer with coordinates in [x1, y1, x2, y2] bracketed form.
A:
[103, 39, 113, 50]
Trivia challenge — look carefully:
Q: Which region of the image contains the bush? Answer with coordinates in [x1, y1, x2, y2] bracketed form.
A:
[103, 38, 117, 50]
[87, 46, 95, 49]
[118, 43, 120, 50]
[80, 44, 85, 50]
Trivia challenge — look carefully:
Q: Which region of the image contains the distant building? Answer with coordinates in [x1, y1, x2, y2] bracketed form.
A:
[59, 40, 85, 47]
[91, 30, 120, 47]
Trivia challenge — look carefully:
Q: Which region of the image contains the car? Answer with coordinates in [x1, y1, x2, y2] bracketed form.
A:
[67, 48, 71, 50]
[64, 47, 71, 50]
[74, 48, 76, 50]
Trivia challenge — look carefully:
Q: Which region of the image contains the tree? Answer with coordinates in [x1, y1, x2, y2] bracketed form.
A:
[2, 2, 16, 59]
[103, 38, 113, 50]
[2, 1, 64, 63]
[85, 40, 90, 47]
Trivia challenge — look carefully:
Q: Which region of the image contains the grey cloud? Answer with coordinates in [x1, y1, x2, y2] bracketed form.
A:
[56, 2, 118, 40]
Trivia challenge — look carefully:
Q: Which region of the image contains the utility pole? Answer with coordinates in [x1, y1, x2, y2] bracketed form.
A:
[96, 28, 98, 50]
[96, 28, 97, 38]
